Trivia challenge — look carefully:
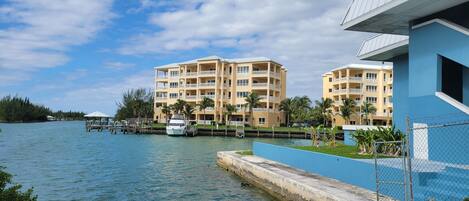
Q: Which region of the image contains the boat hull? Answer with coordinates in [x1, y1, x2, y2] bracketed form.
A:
[166, 128, 186, 136]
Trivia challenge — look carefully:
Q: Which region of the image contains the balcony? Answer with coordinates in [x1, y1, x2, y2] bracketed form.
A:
[252, 83, 268, 88]
[200, 95, 215, 99]
[253, 108, 268, 112]
[155, 96, 167, 101]
[198, 83, 216, 88]
[156, 76, 168, 80]
[252, 70, 268, 76]
[185, 83, 198, 88]
[185, 72, 198, 77]
[348, 88, 362, 94]
[198, 70, 216, 76]
[156, 86, 167, 91]
[185, 95, 197, 100]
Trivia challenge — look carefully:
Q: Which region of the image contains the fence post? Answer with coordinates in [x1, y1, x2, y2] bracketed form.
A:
[405, 116, 414, 201]
[373, 141, 380, 201]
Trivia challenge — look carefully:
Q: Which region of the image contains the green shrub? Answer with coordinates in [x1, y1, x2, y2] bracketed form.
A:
[0, 167, 37, 201]
[351, 126, 404, 156]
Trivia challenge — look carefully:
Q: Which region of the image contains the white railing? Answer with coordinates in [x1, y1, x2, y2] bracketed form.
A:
[156, 97, 167, 100]
[228, 121, 247, 126]
[349, 88, 362, 93]
[198, 83, 216, 87]
[270, 72, 280, 77]
[199, 70, 216, 75]
[185, 83, 198, 88]
[252, 70, 268, 75]
[333, 89, 347, 94]
[253, 108, 268, 112]
[252, 83, 268, 87]
[197, 120, 212, 125]
[200, 95, 215, 99]
[259, 95, 268, 100]
[364, 78, 377, 83]
[156, 86, 167, 90]
[205, 107, 215, 111]
[185, 72, 198, 76]
[186, 95, 197, 99]
[156, 76, 168, 79]
[349, 77, 363, 81]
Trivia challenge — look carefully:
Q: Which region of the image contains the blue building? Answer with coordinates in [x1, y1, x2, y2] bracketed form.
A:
[342, 1, 469, 200]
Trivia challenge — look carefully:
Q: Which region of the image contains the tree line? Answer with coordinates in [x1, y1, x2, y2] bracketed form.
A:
[279, 96, 377, 127]
[0, 95, 85, 123]
[115, 88, 154, 121]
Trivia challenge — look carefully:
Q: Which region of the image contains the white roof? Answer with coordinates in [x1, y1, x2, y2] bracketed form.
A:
[84, 111, 110, 118]
[330, 63, 392, 72]
[154, 55, 280, 69]
[358, 34, 409, 61]
[342, 0, 467, 35]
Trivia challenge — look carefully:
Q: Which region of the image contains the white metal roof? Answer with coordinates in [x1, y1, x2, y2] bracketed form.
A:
[154, 55, 280, 69]
[358, 34, 409, 61]
[84, 111, 110, 118]
[330, 64, 392, 72]
[342, 0, 468, 35]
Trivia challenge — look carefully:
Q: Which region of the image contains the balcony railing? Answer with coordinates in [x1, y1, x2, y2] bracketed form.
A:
[156, 86, 167, 90]
[185, 83, 198, 88]
[185, 95, 197, 99]
[349, 88, 362, 93]
[253, 108, 268, 112]
[349, 77, 363, 81]
[156, 76, 168, 79]
[252, 70, 268, 75]
[252, 83, 268, 87]
[185, 72, 198, 76]
[156, 97, 167, 100]
[198, 83, 216, 87]
[198, 70, 216, 76]
[200, 95, 215, 99]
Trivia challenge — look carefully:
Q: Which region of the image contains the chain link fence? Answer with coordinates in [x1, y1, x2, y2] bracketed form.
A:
[374, 141, 407, 201]
[408, 114, 469, 201]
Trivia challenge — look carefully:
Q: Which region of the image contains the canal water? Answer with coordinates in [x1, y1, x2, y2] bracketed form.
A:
[0, 121, 309, 200]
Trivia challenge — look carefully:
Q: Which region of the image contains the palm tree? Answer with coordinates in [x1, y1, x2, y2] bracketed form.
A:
[279, 98, 293, 127]
[360, 100, 377, 125]
[172, 99, 186, 114]
[183, 104, 195, 121]
[198, 97, 214, 124]
[340, 98, 356, 124]
[224, 104, 237, 126]
[291, 96, 311, 126]
[244, 92, 262, 126]
[161, 104, 171, 123]
[315, 98, 333, 126]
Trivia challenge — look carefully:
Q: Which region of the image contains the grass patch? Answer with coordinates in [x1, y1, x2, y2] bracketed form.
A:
[291, 144, 393, 159]
[236, 150, 253, 156]
[152, 123, 166, 128]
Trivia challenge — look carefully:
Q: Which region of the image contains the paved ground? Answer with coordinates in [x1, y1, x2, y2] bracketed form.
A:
[218, 151, 382, 201]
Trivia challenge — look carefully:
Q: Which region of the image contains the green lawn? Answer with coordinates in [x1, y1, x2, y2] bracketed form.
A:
[152, 123, 166, 128]
[291, 144, 379, 159]
[236, 150, 253, 155]
[195, 124, 311, 132]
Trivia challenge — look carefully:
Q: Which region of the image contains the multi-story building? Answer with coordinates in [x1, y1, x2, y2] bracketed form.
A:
[322, 64, 393, 126]
[153, 56, 287, 127]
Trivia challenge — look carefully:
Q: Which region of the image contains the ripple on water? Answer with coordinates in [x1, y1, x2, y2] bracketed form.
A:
[0, 121, 308, 200]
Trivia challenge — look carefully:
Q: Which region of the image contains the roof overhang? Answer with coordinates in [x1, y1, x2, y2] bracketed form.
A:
[342, 0, 468, 35]
[358, 34, 409, 61]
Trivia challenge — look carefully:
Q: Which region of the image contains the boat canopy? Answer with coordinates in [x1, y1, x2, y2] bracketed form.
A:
[84, 111, 110, 118]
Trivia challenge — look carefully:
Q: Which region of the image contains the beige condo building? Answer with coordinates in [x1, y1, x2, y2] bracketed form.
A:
[322, 64, 393, 126]
[154, 56, 287, 127]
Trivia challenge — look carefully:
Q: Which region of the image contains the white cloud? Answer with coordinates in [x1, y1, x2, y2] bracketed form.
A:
[118, 0, 375, 100]
[0, 0, 114, 85]
[104, 61, 136, 70]
[49, 70, 154, 115]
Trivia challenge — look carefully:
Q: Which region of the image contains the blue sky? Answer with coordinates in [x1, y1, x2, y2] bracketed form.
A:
[0, 0, 376, 115]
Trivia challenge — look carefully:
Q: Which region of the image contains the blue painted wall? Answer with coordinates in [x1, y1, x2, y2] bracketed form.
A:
[343, 130, 355, 145]
[253, 142, 469, 201]
[391, 54, 409, 132]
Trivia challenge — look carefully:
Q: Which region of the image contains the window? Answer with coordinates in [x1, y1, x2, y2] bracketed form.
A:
[366, 73, 377, 80]
[170, 82, 178, 88]
[383, 86, 386, 93]
[237, 79, 249, 86]
[366, 85, 377, 92]
[384, 97, 387, 104]
[329, 78, 332, 82]
[384, 109, 387, 113]
[170, 71, 179, 77]
[440, 56, 466, 103]
[328, 88, 332, 92]
[350, 121, 356, 125]
[366, 97, 377, 103]
[383, 73, 386, 81]
[258, 117, 265, 125]
[237, 91, 249, 98]
[169, 93, 178, 99]
[237, 66, 249, 74]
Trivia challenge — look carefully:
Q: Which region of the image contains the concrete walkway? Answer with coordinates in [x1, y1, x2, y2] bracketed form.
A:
[217, 151, 379, 201]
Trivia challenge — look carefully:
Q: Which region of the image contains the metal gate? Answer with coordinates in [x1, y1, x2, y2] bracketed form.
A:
[374, 140, 410, 201]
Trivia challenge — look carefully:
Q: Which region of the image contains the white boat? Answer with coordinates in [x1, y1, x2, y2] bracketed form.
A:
[166, 115, 187, 136]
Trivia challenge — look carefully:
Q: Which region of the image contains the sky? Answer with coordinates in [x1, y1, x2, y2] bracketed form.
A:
[0, 0, 378, 115]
